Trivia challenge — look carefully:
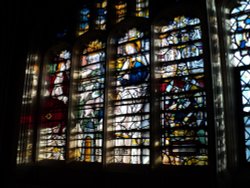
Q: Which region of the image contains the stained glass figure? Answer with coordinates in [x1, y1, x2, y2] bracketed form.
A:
[154, 16, 208, 165]
[38, 50, 71, 160]
[17, 54, 40, 164]
[231, 0, 250, 162]
[108, 27, 150, 164]
[70, 39, 105, 163]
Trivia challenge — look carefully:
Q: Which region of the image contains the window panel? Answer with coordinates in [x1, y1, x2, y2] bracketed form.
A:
[231, 0, 250, 162]
[70, 39, 106, 163]
[38, 50, 71, 160]
[115, 0, 127, 23]
[135, 0, 149, 18]
[239, 69, 250, 162]
[78, 5, 91, 36]
[95, 0, 108, 30]
[230, 1, 250, 66]
[108, 27, 150, 164]
[154, 16, 208, 165]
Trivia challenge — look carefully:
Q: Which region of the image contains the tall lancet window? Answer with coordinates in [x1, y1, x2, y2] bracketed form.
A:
[38, 46, 71, 160]
[230, 0, 250, 162]
[107, 21, 151, 164]
[70, 33, 106, 163]
[154, 15, 208, 165]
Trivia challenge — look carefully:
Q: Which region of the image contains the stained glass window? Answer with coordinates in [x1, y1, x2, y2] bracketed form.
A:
[135, 0, 149, 18]
[230, 0, 250, 162]
[108, 27, 150, 164]
[154, 16, 208, 165]
[38, 49, 71, 160]
[115, 0, 127, 23]
[239, 69, 250, 162]
[17, 54, 40, 164]
[230, 0, 250, 67]
[70, 38, 106, 163]
[17, 1, 215, 169]
[78, 5, 91, 36]
[94, 0, 108, 30]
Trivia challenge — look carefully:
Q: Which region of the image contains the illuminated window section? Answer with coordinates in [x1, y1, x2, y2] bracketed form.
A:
[70, 40, 106, 162]
[109, 28, 150, 164]
[154, 16, 208, 165]
[230, 0, 250, 67]
[239, 69, 250, 162]
[95, 0, 108, 30]
[230, 0, 250, 162]
[78, 6, 90, 36]
[38, 50, 71, 160]
[135, 0, 149, 18]
[115, 1, 127, 23]
[17, 54, 40, 164]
